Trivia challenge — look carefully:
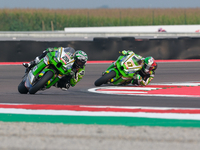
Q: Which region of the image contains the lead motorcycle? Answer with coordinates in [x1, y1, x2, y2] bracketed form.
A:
[18, 47, 75, 94]
[94, 52, 143, 86]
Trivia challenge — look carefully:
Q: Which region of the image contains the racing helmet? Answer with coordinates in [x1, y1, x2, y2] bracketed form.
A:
[73, 50, 88, 68]
[142, 57, 157, 73]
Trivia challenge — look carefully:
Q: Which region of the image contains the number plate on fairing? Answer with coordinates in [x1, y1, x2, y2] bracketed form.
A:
[122, 55, 142, 73]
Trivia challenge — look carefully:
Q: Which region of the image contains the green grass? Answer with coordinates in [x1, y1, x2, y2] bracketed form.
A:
[0, 8, 200, 31]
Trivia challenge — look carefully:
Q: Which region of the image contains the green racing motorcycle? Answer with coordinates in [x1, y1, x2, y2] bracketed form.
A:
[18, 47, 75, 94]
[94, 52, 143, 86]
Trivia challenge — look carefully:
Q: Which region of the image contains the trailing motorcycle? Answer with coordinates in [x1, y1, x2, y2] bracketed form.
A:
[18, 47, 75, 94]
[94, 52, 143, 86]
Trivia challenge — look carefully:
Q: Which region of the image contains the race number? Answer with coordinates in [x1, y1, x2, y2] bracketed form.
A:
[126, 61, 133, 67]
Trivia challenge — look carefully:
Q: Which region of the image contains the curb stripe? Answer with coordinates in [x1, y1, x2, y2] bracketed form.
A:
[1, 104, 200, 127]
[1, 104, 200, 114]
[0, 108, 200, 120]
[1, 114, 200, 127]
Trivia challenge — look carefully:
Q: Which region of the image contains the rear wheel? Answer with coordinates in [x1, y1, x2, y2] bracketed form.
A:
[29, 71, 54, 94]
[94, 71, 116, 86]
[18, 81, 28, 94]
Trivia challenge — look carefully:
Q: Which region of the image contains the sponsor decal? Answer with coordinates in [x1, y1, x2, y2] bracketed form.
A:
[88, 82, 200, 97]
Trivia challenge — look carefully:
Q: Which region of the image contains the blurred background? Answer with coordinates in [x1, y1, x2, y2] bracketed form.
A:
[1, 0, 200, 61]
[0, 0, 200, 31]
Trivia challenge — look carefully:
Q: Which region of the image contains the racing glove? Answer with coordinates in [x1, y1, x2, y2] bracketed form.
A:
[121, 50, 128, 55]
[121, 50, 134, 55]
[46, 48, 54, 52]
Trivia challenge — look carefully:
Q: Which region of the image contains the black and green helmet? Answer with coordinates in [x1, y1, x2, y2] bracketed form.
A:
[73, 50, 88, 68]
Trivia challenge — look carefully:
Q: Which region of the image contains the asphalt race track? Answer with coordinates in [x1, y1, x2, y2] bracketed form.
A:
[1, 61, 200, 108]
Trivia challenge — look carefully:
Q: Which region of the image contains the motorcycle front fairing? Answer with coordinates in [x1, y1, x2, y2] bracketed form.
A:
[105, 54, 143, 85]
[119, 53, 142, 77]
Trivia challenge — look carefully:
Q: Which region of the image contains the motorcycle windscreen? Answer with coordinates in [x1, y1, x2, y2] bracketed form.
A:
[59, 47, 75, 64]
[63, 47, 75, 54]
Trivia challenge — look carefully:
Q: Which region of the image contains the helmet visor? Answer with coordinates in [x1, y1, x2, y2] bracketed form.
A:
[76, 59, 86, 68]
[147, 62, 157, 71]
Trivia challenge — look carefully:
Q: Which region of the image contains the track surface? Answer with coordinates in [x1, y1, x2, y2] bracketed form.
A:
[1, 61, 200, 108]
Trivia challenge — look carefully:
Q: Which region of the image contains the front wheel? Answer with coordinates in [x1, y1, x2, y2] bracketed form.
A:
[18, 81, 28, 94]
[29, 71, 54, 94]
[94, 71, 116, 86]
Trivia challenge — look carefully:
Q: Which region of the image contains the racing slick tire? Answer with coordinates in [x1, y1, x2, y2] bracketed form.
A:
[18, 81, 28, 94]
[94, 71, 116, 86]
[29, 71, 54, 94]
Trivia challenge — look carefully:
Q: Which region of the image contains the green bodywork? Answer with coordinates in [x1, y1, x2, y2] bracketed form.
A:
[105, 53, 143, 85]
[29, 50, 74, 89]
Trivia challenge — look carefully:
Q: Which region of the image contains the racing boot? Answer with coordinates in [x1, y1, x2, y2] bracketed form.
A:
[131, 79, 139, 86]
[131, 74, 141, 86]
[23, 57, 40, 73]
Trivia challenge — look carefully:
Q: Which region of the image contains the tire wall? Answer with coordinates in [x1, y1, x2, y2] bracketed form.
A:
[1, 37, 200, 62]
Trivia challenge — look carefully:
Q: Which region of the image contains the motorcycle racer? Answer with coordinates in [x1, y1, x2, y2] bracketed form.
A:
[108, 50, 157, 86]
[23, 47, 88, 90]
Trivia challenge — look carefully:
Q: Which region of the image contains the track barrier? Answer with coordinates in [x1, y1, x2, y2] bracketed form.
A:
[0, 37, 200, 62]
